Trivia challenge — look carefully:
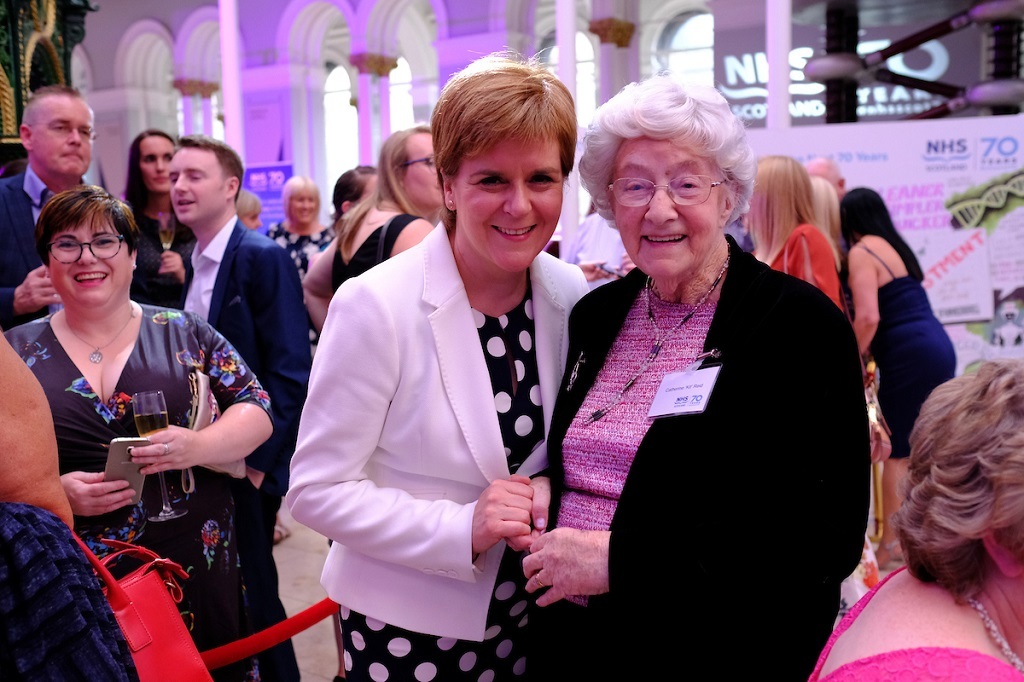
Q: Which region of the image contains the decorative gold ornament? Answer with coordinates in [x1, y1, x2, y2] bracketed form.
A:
[589, 18, 636, 49]
[350, 53, 399, 78]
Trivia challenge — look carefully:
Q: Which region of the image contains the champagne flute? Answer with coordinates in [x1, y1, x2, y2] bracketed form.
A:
[157, 212, 175, 251]
[132, 390, 187, 521]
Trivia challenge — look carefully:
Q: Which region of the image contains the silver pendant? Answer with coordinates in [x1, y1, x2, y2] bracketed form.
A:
[89, 350, 103, 363]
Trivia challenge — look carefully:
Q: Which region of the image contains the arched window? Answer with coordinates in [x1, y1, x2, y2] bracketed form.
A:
[390, 57, 415, 132]
[654, 11, 715, 85]
[538, 31, 597, 128]
[324, 64, 360, 197]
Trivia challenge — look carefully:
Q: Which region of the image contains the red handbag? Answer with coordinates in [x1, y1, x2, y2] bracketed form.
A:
[73, 535, 213, 681]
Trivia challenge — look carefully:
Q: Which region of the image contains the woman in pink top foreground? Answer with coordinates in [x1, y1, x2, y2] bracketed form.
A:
[811, 358, 1024, 681]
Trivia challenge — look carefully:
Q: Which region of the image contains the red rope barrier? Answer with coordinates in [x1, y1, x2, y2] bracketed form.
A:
[200, 597, 339, 671]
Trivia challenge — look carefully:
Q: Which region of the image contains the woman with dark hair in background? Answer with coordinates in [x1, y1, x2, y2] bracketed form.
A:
[330, 165, 378, 229]
[841, 186, 955, 570]
[124, 129, 195, 308]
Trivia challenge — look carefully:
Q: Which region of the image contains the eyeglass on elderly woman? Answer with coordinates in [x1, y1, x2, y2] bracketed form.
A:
[48, 234, 125, 263]
[609, 175, 723, 207]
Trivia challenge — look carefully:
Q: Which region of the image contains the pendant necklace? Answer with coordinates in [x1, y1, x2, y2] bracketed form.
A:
[587, 253, 729, 423]
[65, 304, 137, 364]
[969, 597, 1024, 672]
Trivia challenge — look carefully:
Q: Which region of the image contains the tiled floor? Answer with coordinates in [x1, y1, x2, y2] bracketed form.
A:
[273, 505, 342, 682]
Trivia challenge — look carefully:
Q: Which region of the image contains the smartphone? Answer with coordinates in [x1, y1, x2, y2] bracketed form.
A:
[103, 437, 150, 505]
[596, 262, 626, 278]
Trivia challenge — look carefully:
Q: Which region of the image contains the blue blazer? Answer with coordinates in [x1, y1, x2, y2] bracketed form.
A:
[184, 221, 311, 496]
[0, 173, 44, 330]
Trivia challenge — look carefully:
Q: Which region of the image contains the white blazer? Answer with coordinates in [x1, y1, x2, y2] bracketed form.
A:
[286, 225, 588, 641]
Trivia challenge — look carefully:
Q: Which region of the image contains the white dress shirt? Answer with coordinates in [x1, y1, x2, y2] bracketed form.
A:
[184, 215, 236, 320]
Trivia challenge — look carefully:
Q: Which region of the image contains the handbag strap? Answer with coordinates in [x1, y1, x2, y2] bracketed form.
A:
[375, 216, 396, 265]
[838, 283, 872, 380]
[73, 535, 189, 607]
[72, 533, 133, 611]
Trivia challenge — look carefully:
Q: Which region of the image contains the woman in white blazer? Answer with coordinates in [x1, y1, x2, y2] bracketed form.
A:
[286, 53, 588, 681]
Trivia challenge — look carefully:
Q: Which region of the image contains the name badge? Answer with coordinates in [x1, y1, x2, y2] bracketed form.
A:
[648, 365, 721, 418]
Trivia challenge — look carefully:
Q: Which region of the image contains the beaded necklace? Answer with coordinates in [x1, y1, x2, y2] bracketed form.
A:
[586, 254, 729, 423]
[969, 597, 1024, 672]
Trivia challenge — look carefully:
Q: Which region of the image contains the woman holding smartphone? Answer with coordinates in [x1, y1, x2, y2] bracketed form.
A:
[4, 186, 273, 681]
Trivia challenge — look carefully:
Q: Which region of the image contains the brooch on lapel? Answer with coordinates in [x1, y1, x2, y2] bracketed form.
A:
[566, 351, 585, 392]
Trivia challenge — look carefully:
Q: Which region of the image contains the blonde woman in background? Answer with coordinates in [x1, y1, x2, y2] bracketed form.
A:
[303, 125, 442, 331]
[237, 189, 263, 230]
[267, 175, 334, 279]
[747, 155, 843, 308]
[809, 174, 844, 272]
[267, 175, 334, 352]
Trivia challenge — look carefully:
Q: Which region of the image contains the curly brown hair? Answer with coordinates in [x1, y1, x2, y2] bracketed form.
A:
[895, 359, 1024, 600]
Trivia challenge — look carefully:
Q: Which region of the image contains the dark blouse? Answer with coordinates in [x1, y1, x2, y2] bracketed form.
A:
[331, 214, 420, 291]
[471, 283, 543, 473]
[129, 214, 196, 308]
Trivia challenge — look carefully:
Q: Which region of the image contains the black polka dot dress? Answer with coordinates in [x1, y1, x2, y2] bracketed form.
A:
[340, 287, 542, 681]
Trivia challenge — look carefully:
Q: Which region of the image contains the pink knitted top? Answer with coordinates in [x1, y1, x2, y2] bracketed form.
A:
[810, 568, 1024, 681]
[556, 291, 715, 604]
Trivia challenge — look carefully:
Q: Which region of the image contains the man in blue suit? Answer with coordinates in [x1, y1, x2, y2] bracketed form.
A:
[0, 85, 94, 330]
[172, 134, 310, 681]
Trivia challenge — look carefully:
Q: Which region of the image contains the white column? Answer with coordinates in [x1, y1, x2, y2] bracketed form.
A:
[201, 95, 214, 136]
[357, 71, 374, 165]
[378, 75, 392, 142]
[218, 0, 246, 159]
[556, 0, 580, 250]
[766, 0, 792, 129]
[180, 94, 195, 136]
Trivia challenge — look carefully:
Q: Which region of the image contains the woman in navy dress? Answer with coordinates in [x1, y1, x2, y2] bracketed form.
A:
[841, 186, 956, 569]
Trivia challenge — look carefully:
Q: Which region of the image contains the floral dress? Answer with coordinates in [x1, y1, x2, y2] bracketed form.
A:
[267, 222, 334, 350]
[4, 305, 272, 682]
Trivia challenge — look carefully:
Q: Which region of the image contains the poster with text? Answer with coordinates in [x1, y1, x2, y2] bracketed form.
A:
[747, 113, 1024, 375]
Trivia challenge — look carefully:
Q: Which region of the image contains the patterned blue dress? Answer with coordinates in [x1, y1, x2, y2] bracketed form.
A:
[4, 305, 272, 681]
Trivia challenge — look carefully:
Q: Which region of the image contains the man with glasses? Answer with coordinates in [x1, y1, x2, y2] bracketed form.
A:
[0, 85, 94, 329]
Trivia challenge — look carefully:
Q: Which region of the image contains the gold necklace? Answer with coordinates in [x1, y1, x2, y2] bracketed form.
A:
[586, 254, 729, 423]
[64, 304, 137, 364]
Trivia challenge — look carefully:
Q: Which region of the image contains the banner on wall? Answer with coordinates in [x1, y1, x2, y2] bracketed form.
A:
[715, 19, 981, 127]
[746, 113, 1024, 376]
[243, 163, 292, 233]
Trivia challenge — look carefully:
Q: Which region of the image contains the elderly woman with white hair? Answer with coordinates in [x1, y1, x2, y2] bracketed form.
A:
[522, 74, 869, 679]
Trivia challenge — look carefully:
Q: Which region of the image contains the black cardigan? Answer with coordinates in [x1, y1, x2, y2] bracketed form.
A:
[532, 236, 870, 681]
